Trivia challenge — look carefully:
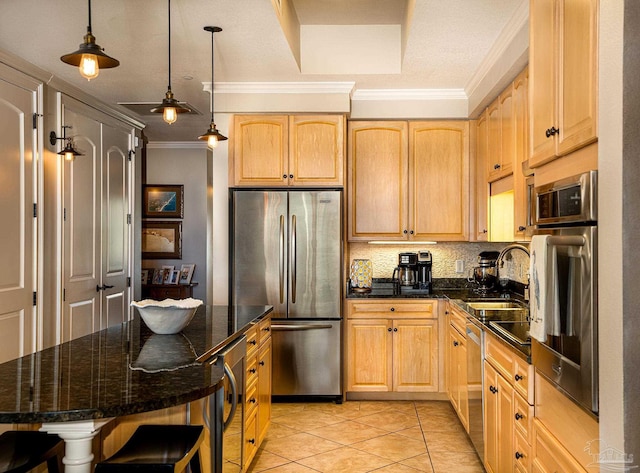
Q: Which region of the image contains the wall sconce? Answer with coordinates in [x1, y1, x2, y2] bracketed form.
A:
[198, 26, 227, 149]
[151, 0, 191, 124]
[50, 126, 83, 162]
[60, 0, 119, 81]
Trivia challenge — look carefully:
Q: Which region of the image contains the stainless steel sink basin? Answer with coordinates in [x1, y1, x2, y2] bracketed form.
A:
[466, 301, 526, 310]
[489, 321, 531, 345]
[464, 299, 529, 323]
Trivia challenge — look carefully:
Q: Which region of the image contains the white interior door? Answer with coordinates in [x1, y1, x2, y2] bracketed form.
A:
[62, 105, 101, 341]
[0, 65, 39, 362]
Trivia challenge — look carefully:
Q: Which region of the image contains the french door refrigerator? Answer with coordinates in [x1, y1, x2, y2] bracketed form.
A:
[230, 189, 342, 401]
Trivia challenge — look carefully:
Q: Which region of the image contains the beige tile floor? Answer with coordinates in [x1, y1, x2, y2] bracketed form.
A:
[246, 401, 486, 473]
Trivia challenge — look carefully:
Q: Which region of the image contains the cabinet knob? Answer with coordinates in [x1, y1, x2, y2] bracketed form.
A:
[489, 385, 497, 394]
[250, 368, 257, 374]
[282, 174, 287, 179]
[248, 438, 256, 444]
[250, 340, 257, 345]
[388, 327, 393, 332]
[515, 412, 524, 421]
[249, 397, 257, 403]
[494, 163, 501, 170]
[453, 340, 459, 347]
[515, 452, 524, 460]
[515, 374, 523, 381]
[409, 230, 414, 235]
[259, 361, 265, 366]
[289, 174, 294, 179]
[393, 327, 398, 332]
[390, 307, 395, 312]
[482, 229, 488, 234]
[403, 230, 408, 234]
[545, 126, 559, 138]
[262, 327, 270, 332]
[518, 226, 526, 231]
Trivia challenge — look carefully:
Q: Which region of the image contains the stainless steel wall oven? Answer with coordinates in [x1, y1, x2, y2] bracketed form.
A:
[531, 171, 598, 417]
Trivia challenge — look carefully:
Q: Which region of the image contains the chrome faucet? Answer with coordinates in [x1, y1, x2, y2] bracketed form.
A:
[496, 244, 530, 299]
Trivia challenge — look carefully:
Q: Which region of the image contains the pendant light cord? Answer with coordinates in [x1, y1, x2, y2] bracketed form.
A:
[167, 0, 172, 92]
[87, 0, 92, 34]
[210, 30, 215, 122]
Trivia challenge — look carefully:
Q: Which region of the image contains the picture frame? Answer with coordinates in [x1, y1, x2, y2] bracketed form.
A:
[141, 269, 149, 285]
[168, 270, 180, 285]
[143, 185, 184, 219]
[161, 265, 174, 284]
[151, 269, 164, 285]
[179, 264, 196, 285]
[142, 221, 182, 259]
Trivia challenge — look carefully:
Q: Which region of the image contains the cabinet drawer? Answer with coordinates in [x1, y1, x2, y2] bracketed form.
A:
[245, 325, 259, 356]
[514, 428, 531, 472]
[513, 355, 534, 404]
[533, 419, 588, 473]
[485, 332, 515, 380]
[246, 353, 258, 387]
[246, 379, 258, 416]
[348, 301, 436, 319]
[257, 317, 271, 345]
[243, 407, 259, 469]
[448, 305, 467, 335]
[513, 391, 534, 443]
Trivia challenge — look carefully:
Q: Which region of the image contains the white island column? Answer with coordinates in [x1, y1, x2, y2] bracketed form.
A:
[40, 418, 113, 473]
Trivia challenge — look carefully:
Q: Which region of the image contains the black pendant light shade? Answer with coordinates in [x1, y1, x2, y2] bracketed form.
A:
[152, 0, 191, 124]
[60, 0, 119, 80]
[198, 26, 227, 148]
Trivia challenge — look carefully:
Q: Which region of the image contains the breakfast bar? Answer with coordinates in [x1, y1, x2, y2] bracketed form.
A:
[0, 305, 272, 473]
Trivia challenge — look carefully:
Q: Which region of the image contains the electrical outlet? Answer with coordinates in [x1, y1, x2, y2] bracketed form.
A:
[455, 260, 464, 273]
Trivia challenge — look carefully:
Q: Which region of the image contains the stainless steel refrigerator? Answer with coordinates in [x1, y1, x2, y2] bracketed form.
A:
[230, 189, 342, 400]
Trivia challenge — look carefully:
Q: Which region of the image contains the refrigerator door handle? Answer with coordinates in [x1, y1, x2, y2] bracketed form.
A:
[279, 214, 285, 304]
[290, 214, 297, 303]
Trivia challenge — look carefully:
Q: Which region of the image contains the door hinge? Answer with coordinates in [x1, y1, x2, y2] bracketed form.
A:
[32, 113, 39, 130]
[33, 203, 37, 218]
[32, 291, 37, 306]
[126, 277, 131, 287]
[63, 208, 67, 221]
[63, 288, 65, 301]
[127, 214, 132, 224]
[128, 150, 134, 161]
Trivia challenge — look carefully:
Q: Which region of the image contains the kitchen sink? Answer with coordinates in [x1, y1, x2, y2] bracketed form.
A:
[464, 300, 529, 323]
[489, 321, 531, 346]
[465, 301, 526, 310]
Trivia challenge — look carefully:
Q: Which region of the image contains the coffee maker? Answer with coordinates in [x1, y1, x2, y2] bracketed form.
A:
[416, 250, 432, 291]
[392, 252, 418, 286]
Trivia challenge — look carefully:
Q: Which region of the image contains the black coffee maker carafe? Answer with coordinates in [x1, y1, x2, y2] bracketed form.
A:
[416, 250, 432, 291]
[392, 252, 418, 286]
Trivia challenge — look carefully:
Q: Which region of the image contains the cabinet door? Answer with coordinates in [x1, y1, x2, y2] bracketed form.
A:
[499, 85, 514, 177]
[257, 337, 272, 444]
[409, 121, 469, 241]
[347, 319, 392, 391]
[487, 99, 502, 180]
[348, 121, 408, 240]
[232, 115, 288, 186]
[557, 0, 598, 156]
[497, 374, 515, 473]
[513, 68, 530, 241]
[393, 319, 438, 392]
[529, 0, 557, 165]
[484, 362, 499, 473]
[474, 113, 489, 241]
[289, 115, 344, 186]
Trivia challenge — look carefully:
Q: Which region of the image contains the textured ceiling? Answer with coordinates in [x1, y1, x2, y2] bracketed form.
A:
[0, 0, 524, 141]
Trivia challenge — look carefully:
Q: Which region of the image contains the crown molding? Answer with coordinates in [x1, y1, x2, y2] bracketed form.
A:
[351, 88, 467, 101]
[206, 81, 356, 95]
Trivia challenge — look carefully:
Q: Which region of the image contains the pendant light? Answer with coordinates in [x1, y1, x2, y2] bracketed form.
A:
[60, 0, 119, 81]
[151, 0, 191, 124]
[198, 26, 227, 148]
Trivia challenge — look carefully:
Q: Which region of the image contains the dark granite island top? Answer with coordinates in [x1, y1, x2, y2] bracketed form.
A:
[0, 305, 272, 424]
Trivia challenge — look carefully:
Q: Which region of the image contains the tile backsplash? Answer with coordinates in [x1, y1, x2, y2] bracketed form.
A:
[348, 241, 530, 284]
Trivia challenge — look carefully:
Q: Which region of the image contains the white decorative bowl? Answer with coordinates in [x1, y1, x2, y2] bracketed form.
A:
[131, 298, 203, 334]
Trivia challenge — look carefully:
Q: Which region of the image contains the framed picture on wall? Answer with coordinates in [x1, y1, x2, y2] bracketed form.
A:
[142, 221, 182, 259]
[143, 185, 184, 218]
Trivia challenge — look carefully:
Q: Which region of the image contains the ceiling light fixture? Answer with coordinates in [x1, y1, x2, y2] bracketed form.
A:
[151, 0, 191, 124]
[50, 126, 84, 162]
[60, 0, 119, 81]
[198, 26, 227, 149]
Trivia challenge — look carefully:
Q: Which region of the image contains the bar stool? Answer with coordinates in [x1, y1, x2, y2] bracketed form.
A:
[95, 425, 204, 473]
[0, 431, 64, 473]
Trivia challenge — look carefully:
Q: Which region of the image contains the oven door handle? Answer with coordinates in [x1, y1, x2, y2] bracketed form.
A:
[546, 235, 586, 247]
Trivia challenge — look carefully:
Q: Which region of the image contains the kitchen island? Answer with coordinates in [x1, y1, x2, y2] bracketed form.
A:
[0, 304, 272, 473]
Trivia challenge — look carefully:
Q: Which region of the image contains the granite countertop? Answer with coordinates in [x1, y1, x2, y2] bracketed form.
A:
[0, 305, 272, 423]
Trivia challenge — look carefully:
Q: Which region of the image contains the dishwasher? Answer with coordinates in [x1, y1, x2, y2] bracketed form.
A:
[466, 318, 484, 462]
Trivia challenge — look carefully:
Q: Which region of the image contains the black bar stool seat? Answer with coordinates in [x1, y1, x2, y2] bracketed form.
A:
[95, 425, 204, 473]
[0, 431, 64, 473]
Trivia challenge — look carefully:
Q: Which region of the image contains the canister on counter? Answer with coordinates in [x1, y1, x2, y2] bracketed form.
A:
[350, 259, 372, 292]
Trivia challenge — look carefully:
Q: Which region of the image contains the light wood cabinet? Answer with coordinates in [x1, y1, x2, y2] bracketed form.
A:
[512, 67, 530, 241]
[446, 309, 469, 431]
[532, 419, 588, 473]
[243, 317, 271, 471]
[473, 112, 489, 241]
[348, 121, 469, 241]
[487, 88, 515, 182]
[346, 300, 439, 393]
[231, 114, 345, 186]
[484, 362, 516, 473]
[529, 0, 598, 167]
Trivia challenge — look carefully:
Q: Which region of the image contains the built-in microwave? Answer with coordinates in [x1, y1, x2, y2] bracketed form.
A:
[533, 170, 597, 226]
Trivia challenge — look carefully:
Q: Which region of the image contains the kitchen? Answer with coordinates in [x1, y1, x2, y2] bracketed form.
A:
[0, 0, 636, 472]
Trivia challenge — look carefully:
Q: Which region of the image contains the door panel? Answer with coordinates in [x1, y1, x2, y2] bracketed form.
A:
[102, 123, 130, 328]
[0, 67, 37, 361]
[62, 106, 101, 341]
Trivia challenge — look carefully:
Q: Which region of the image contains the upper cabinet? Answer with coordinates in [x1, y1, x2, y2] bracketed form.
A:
[348, 121, 469, 242]
[529, 0, 598, 167]
[512, 68, 531, 241]
[487, 87, 514, 182]
[230, 114, 345, 187]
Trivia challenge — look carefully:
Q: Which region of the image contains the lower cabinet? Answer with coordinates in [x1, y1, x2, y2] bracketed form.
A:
[532, 418, 589, 473]
[346, 301, 439, 393]
[243, 317, 272, 471]
[446, 312, 469, 431]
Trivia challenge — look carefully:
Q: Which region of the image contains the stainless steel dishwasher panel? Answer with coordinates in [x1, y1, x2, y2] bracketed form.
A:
[466, 320, 484, 462]
[271, 320, 342, 397]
